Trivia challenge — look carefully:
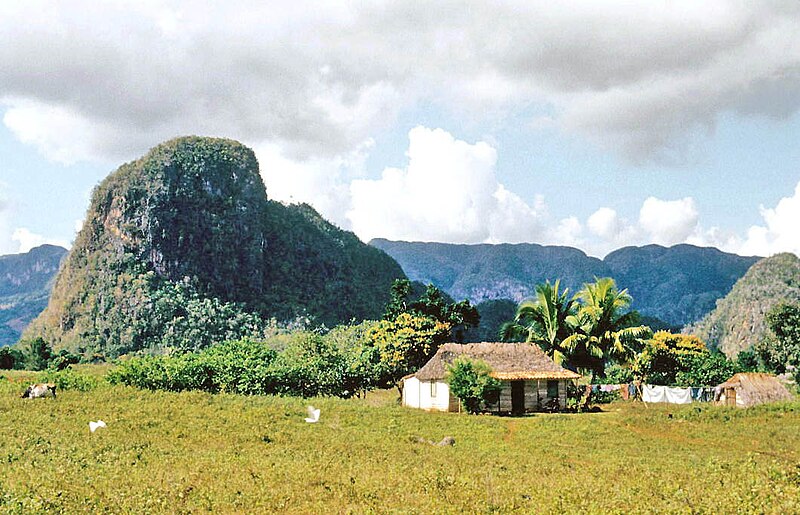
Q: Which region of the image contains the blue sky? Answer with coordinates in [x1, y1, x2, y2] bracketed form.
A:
[1, 2, 800, 258]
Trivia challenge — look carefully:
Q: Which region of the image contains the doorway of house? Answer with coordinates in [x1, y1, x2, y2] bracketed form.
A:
[511, 380, 525, 415]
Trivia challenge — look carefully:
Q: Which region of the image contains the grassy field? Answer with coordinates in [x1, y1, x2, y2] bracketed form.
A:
[1, 369, 799, 514]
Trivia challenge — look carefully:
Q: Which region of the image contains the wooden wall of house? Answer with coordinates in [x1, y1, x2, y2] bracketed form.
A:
[486, 379, 569, 413]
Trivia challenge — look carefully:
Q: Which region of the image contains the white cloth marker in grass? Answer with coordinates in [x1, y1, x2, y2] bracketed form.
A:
[305, 406, 320, 423]
[89, 420, 107, 433]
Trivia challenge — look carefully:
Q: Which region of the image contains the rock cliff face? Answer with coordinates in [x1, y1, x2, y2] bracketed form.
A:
[25, 137, 404, 355]
[0, 245, 66, 345]
[689, 253, 800, 357]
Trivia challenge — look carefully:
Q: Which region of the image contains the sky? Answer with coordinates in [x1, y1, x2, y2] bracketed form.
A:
[2, 1, 800, 258]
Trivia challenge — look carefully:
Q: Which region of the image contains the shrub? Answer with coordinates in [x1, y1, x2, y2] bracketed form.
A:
[37, 368, 99, 392]
[19, 337, 53, 371]
[200, 339, 278, 395]
[599, 363, 634, 384]
[107, 335, 366, 398]
[446, 357, 501, 414]
[108, 353, 216, 392]
[0, 347, 23, 370]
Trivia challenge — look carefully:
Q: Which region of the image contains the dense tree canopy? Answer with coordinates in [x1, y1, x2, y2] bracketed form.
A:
[367, 279, 480, 391]
[503, 277, 650, 379]
[756, 302, 800, 382]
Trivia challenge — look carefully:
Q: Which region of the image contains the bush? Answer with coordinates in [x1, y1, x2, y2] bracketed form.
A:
[37, 368, 100, 392]
[674, 352, 736, 386]
[48, 351, 81, 371]
[0, 347, 23, 370]
[201, 339, 278, 395]
[108, 353, 217, 392]
[19, 337, 53, 371]
[446, 357, 501, 414]
[598, 363, 634, 384]
[108, 335, 367, 398]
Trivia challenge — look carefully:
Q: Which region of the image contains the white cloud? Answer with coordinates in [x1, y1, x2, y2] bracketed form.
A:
[638, 197, 700, 246]
[738, 181, 800, 256]
[584, 207, 642, 255]
[587, 207, 624, 241]
[2, 100, 121, 164]
[254, 138, 374, 227]
[347, 126, 545, 243]
[551, 216, 583, 248]
[0, 186, 15, 254]
[10, 228, 70, 254]
[2, 2, 800, 165]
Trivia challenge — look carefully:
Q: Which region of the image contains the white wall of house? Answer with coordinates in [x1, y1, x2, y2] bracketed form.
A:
[402, 377, 456, 412]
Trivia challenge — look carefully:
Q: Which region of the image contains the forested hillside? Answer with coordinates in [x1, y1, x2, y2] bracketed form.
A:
[24, 137, 404, 356]
[605, 244, 759, 325]
[689, 253, 800, 357]
[0, 245, 66, 346]
[370, 239, 608, 304]
[371, 239, 759, 326]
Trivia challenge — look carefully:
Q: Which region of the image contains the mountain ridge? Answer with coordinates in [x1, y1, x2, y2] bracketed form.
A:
[0, 244, 67, 346]
[689, 252, 800, 357]
[370, 238, 761, 327]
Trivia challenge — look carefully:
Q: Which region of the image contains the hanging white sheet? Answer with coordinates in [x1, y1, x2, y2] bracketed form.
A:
[664, 387, 692, 404]
[642, 384, 666, 403]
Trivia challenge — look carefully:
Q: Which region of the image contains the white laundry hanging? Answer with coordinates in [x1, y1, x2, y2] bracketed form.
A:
[664, 387, 692, 404]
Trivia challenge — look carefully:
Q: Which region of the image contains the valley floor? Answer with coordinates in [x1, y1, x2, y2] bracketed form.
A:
[1, 370, 799, 513]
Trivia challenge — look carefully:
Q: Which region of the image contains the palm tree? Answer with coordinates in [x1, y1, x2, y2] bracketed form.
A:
[562, 277, 652, 379]
[500, 280, 576, 365]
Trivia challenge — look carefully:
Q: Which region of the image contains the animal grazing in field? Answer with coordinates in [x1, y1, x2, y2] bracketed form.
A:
[305, 405, 320, 423]
[21, 383, 57, 399]
[89, 420, 107, 433]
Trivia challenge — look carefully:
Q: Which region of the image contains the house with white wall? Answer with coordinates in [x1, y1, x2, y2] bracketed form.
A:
[402, 342, 581, 414]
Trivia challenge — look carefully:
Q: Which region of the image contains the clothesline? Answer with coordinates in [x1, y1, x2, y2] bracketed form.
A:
[590, 383, 716, 404]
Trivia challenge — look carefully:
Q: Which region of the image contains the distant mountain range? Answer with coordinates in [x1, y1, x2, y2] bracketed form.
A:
[0, 222, 770, 350]
[370, 239, 760, 327]
[0, 244, 67, 346]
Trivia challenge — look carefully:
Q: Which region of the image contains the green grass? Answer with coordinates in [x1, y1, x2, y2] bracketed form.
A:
[1, 369, 799, 513]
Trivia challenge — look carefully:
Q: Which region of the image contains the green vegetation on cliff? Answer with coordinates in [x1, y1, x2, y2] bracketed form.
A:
[24, 137, 404, 357]
[689, 253, 800, 357]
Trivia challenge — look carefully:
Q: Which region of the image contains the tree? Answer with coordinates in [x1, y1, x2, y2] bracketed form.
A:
[562, 278, 651, 378]
[0, 346, 24, 370]
[371, 279, 480, 393]
[634, 331, 729, 386]
[385, 279, 479, 342]
[366, 312, 451, 392]
[20, 337, 53, 371]
[756, 302, 800, 382]
[446, 356, 502, 414]
[500, 280, 576, 364]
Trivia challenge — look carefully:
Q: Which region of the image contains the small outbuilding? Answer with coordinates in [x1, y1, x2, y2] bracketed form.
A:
[715, 372, 794, 408]
[402, 342, 581, 414]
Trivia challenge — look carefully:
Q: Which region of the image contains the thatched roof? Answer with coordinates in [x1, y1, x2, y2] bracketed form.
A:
[414, 342, 582, 381]
[717, 373, 794, 407]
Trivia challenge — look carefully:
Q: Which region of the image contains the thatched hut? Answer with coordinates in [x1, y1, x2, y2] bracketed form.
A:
[402, 342, 581, 414]
[715, 373, 794, 408]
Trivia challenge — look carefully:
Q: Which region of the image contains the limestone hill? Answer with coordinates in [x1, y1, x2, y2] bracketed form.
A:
[689, 253, 800, 357]
[24, 137, 404, 356]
